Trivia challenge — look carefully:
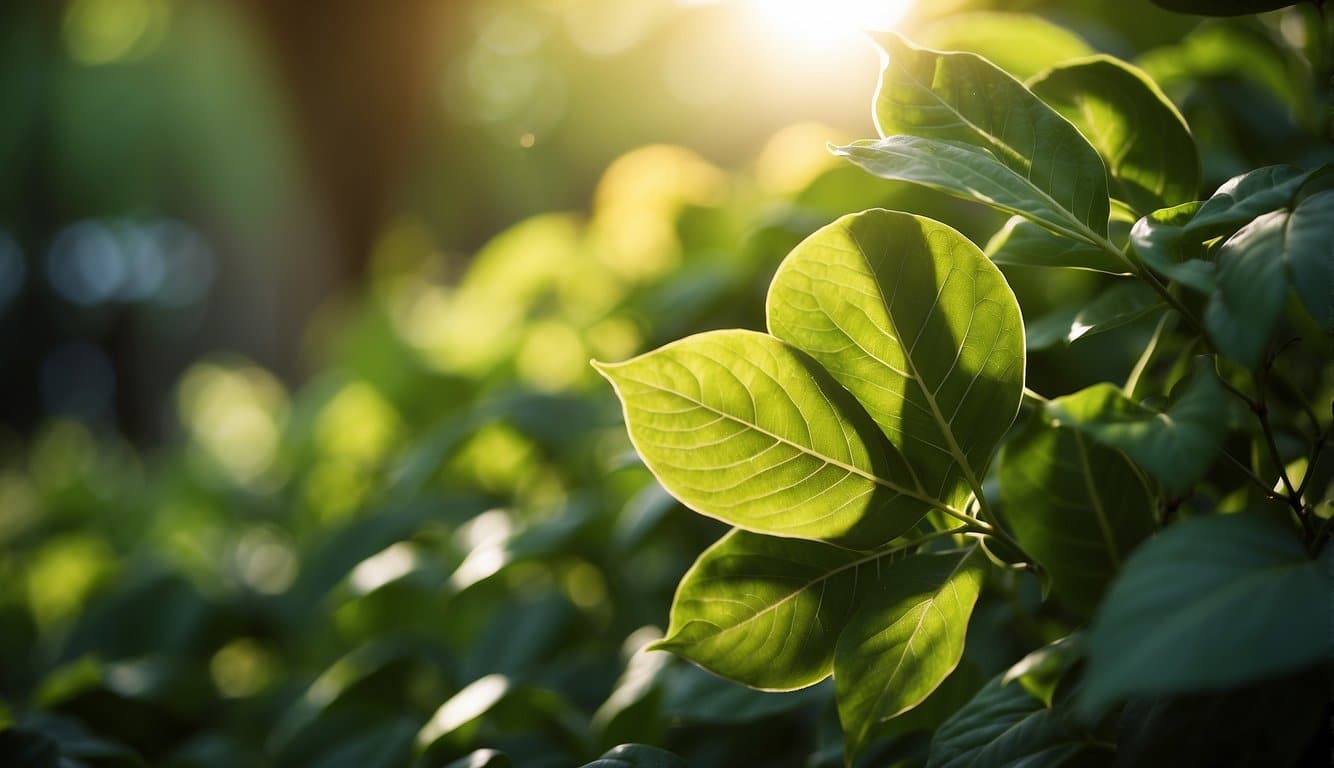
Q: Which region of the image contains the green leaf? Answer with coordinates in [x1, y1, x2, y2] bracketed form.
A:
[927, 674, 1089, 768]
[915, 13, 1094, 81]
[582, 744, 686, 768]
[835, 138, 1109, 248]
[1080, 514, 1330, 715]
[655, 529, 893, 691]
[1066, 282, 1164, 343]
[1000, 422, 1155, 616]
[1029, 56, 1200, 215]
[440, 749, 511, 768]
[1001, 633, 1085, 708]
[594, 330, 935, 549]
[872, 33, 1109, 236]
[1129, 201, 1216, 292]
[1150, 0, 1300, 16]
[767, 209, 1025, 513]
[1045, 357, 1226, 495]
[985, 216, 1127, 274]
[1205, 189, 1334, 364]
[834, 546, 985, 761]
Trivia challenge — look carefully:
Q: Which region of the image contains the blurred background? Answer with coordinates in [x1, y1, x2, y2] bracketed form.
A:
[0, 0, 1329, 765]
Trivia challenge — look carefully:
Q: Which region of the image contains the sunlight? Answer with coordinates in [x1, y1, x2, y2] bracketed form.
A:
[747, 0, 914, 42]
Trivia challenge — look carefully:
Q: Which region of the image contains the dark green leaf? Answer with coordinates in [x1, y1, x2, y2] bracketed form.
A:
[439, 749, 512, 768]
[1001, 634, 1085, 708]
[986, 217, 1127, 274]
[927, 674, 1090, 768]
[581, 744, 686, 768]
[1081, 514, 1330, 715]
[835, 547, 986, 761]
[1150, 0, 1301, 16]
[1067, 282, 1164, 344]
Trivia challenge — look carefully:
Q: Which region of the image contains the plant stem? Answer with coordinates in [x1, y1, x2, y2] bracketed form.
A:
[1219, 450, 1283, 500]
[1124, 311, 1173, 398]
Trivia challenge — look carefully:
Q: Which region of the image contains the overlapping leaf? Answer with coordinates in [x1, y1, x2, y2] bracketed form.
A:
[985, 216, 1126, 273]
[835, 547, 985, 761]
[1029, 56, 1200, 215]
[1000, 422, 1155, 616]
[928, 673, 1090, 768]
[594, 330, 934, 549]
[767, 210, 1025, 511]
[871, 33, 1109, 236]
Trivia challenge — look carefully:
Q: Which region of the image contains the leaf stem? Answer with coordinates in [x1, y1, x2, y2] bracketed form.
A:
[1091, 234, 1214, 350]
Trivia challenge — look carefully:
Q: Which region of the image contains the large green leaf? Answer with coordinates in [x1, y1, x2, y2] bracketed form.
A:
[1029, 56, 1200, 215]
[1045, 358, 1226, 494]
[1080, 514, 1331, 715]
[927, 674, 1089, 768]
[593, 330, 934, 549]
[835, 547, 985, 761]
[1206, 190, 1334, 365]
[1000, 422, 1155, 617]
[985, 216, 1126, 273]
[872, 33, 1109, 236]
[653, 529, 888, 691]
[1151, 0, 1300, 15]
[914, 13, 1094, 81]
[767, 210, 1025, 512]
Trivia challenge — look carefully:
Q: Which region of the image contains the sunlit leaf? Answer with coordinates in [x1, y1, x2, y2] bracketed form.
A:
[1001, 633, 1084, 708]
[767, 209, 1024, 512]
[594, 330, 935, 549]
[1080, 514, 1329, 715]
[915, 13, 1094, 80]
[1045, 357, 1226, 494]
[1029, 56, 1200, 214]
[1000, 422, 1155, 617]
[835, 547, 985, 761]
[1066, 282, 1163, 343]
[872, 33, 1109, 236]
[655, 529, 894, 691]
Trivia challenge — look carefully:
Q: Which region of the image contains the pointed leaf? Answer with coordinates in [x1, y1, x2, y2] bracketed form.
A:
[1204, 209, 1292, 368]
[1000, 422, 1155, 617]
[872, 33, 1109, 236]
[835, 138, 1107, 247]
[594, 330, 934, 549]
[654, 529, 894, 691]
[1080, 514, 1331, 715]
[985, 216, 1126, 273]
[1029, 56, 1200, 214]
[1066, 281, 1164, 343]
[1001, 633, 1085, 708]
[767, 210, 1025, 512]
[916, 13, 1094, 81]
[927, 674, 1090, 768]
[835, 547, 985, 761]
[1045, 357, 1226, 494]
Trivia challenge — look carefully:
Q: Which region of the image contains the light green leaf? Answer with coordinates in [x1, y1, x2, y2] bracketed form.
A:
[872, 34, 1109, 236]
[985, 216, 1127, 273]
[594, 330, 934, 549]
[1045, 357, 1226, 494]
[1067, 282, 1164, 343]
[1000, 422, 1155, 617]
[654, 529, 890, 691]
[915, 13, 1094, 81]
[1002, 633, 1085, 708]
[1080, 514, 1330, 716]
[767, 209, 1025, 512]
[1281, 190, 1333, 332]
[835, 137, 1105, 248]
[835, 546, 985, 761]
[582, 744, 686, 768]
[928, 674, 1089, 768]
[1029, 56, 1200, 214]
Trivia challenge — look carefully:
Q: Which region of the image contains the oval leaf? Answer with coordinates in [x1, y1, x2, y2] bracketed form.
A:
[835, 546, 985, 761]
[767, 209, 1025, 512]
[1000, 422, 1155, 617]
[928, 673, 1090, 768]
[1080, 514, 1331, 716]
[594, 330, 935, 548]
[1029, 56, 1200, 214]
[872, 33, 1109, 235]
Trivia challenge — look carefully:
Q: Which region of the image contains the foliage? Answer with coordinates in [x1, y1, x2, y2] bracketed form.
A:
[599, 11, 1332, 768]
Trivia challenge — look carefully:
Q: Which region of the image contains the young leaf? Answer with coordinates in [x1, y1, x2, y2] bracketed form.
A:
[654, 529, 892, 691]
[1001, 633, 1084, 708]
[1000, 422, 1155, 617]
[593, 330, 935, 549]
[1080, 514, 1330, 716]
[835, 547, 985, 761]
[1044, 357, 1226, 495]
[767, 209, 1025, 512]
[927, 674, 1090, 768]
[916, 13, 1094, 80]
[834, 138, 1111, 249]
[1029, 56, 1200, 215]
[1066, 282, 1163, 343]
[985, 216, 1126, 274]
[872, 33, 1109, 236]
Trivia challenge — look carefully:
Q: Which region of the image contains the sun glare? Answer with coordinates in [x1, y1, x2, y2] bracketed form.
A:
[743, 0, 915, 45]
